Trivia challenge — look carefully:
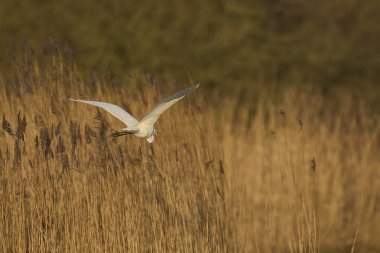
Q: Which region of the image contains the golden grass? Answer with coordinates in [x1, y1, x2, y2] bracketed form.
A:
[0, 49, 379, 252]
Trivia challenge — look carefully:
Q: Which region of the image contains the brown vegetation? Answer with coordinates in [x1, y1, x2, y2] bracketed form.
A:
[0, 49, 378, 252]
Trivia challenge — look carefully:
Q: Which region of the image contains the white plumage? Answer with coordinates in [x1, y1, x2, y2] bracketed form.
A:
[69, 84, 199, 143]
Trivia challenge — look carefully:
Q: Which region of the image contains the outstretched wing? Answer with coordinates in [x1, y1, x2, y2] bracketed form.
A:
[69, 99, 139, 127]
[138, 84, 199, 127]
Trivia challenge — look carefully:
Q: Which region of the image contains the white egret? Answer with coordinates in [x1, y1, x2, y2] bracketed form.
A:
[69, 84, 199, 143]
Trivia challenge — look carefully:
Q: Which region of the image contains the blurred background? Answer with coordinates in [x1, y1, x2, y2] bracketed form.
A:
[0, 1, 379, 252]
[0, 0, 379, 102]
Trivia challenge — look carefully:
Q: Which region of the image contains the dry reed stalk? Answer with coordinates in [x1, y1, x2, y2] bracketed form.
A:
[0, 46, 378, 253]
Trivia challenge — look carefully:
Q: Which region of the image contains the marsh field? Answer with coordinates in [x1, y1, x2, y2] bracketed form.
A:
[0, 47, 378, 253]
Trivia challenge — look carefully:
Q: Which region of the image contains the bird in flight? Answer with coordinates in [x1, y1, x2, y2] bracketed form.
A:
[69, 84, 199, 143]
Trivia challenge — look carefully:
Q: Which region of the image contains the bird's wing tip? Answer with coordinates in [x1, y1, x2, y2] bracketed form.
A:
[68, 98, 83, 102]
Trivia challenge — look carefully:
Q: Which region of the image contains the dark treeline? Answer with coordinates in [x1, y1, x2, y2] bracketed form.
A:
[0, 0, 379, 91]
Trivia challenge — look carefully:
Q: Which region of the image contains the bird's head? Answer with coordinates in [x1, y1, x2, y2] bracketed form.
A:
[146, 128, 157, 143]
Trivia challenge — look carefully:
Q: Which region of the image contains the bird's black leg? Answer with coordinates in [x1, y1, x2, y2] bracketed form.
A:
[111, 131, 132, 138]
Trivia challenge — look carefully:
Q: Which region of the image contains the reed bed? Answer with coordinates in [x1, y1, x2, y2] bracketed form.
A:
[0, 47, 378, 252]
